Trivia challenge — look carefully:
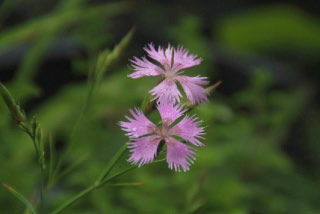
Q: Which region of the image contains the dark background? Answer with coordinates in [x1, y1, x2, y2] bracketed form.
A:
[0, 0, 320, 213]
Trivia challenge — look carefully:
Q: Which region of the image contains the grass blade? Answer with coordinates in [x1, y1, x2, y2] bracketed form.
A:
[108, 182, 144, 187]
[3, 183, 37, 214]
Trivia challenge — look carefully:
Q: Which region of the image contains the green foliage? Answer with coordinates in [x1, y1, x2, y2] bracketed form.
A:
[0, 1, 320, 214]
[216, 4, 320, 53]
[2, 183, 37, 214]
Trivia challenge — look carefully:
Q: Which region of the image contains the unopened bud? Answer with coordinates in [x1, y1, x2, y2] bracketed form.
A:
[0, 82, 26, 124]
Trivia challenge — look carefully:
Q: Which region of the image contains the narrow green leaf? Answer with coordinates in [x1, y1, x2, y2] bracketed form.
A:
[187, 199, 207, 213]
[47, 133, 55, 189]
[153, 158, 166, 163]
[185, 80, 222, 111]
[108, 182, 144, 187]
[104, 26, 135, 65]
[140, 93, 154, 114]
[101, 159, 166, 186]
[53, 27, 136, 179]
[49, 184, 96, 214]
[90, 26, 135, 98]
[37, 127, 46, 170]
[50, 145, 132, 214]
[97, 143, 128, 183]
[101, 165, 137, 186]
[49, 142, 164, 214]
[206, 80, 222, 94]
[3, 183, 37, 214]
[56, 152, 90, 181]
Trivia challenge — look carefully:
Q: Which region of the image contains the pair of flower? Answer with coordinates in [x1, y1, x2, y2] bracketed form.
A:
[120, 44, 208, 172]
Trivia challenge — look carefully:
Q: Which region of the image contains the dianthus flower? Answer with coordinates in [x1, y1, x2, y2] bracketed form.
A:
[129, 44, 209, 105]
[120, 102, 205, 172]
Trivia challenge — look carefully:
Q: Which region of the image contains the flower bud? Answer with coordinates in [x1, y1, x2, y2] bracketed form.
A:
[0, 82, 26, 124]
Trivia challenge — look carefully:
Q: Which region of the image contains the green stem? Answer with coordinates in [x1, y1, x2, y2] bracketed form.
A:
[3, 183, 37, 214]
[49, 184, 97, 214]
[51, 27, 134, 185]
[97, 143, 127, 182]
[100, 165, 137, 186]
[47, 134, 55, 190]
[49, 157, 166, 214]
[49, 165, 138, 214]
[51, 101, 87, 184]
[38, 163, 45, 211]
[31, 131, 45, 211]
[50, 144, 132, 214]
[20, 124, 46, 211]
[100, 158, 164, 186]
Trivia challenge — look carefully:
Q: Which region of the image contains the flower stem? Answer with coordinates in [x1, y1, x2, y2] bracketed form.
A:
[100, 165, 137, 186]
[49, 144, 129, 214]
[49, 184, 97, 214]
[49, 166, 136, 214]
[51, 28, 135, 185]
[97, 143, 128, 182]
[48, 144, 167, 214]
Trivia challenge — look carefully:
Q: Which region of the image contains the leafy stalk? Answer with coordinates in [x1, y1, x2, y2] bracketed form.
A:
[49, 144, 138, 214]
[108, 182, 144, 187]
[0, 83, 47, 209]
[48, 133, 55, 189]
[49, 184, 97, 214]
[96, 143, 128, 183]
[0, 82, 26, 124]
[3, 183, 37, 214]
[49, 153, 167, 213]
[54, 152, 90, 183]
[51, 27, 135, 185]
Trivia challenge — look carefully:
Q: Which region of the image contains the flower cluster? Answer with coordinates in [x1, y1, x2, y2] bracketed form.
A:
[120, 44, 209, 172]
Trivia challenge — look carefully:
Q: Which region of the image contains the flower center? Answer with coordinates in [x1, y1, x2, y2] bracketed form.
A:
[164, 71, 177, 79]
[156, 118, 172, 138]
[163, 63, 177, 79]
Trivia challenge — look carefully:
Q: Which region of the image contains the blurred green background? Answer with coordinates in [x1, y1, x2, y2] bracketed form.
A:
[1, 0, 320, 213]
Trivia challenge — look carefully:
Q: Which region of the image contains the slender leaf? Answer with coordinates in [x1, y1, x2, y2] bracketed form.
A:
[97, 143, 128, 182]
[3, 183, 37, 214]
[108, 182, 144, 186]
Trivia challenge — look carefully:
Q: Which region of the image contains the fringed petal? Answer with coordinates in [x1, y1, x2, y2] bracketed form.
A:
[173, 46, 202, 71]
[176, 75, 209, 105]
[166, 137, 196, 172]
[170, 115, 205, 146]
[128, 56, 163, 78]
[128, 136, 161, 167]
[120, 108, 157, 138]
[150, 78, 182, 104]
[157, 102, 186, 125]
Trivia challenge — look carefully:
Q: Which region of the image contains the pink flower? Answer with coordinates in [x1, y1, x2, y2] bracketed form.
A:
[120, 102, 205, 172]
[129, 43, 209, 105]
